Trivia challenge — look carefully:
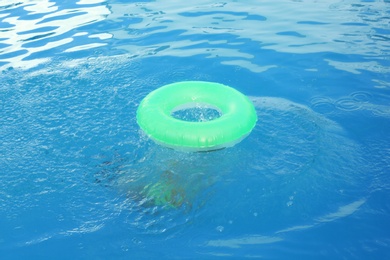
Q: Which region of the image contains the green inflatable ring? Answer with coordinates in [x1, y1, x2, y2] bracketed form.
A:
[136, 81, 257, 152]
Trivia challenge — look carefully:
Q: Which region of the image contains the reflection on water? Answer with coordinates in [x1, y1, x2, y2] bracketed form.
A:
[1, 0, 389, 73]
[104, 0, 390, 74]
[205, 198, 366, 251]
[0, 0, 110, 69]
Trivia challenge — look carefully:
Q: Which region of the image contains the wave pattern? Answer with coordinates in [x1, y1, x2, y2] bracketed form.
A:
[0, 0, 389, 74]
[1, 0, 390, 258]
[0, 0, 110, 69]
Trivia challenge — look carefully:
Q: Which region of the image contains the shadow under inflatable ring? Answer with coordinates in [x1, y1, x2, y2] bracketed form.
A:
[136, 81, 257, 152]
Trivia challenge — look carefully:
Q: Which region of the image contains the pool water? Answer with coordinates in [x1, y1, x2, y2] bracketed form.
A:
[1, 0, 390, 259]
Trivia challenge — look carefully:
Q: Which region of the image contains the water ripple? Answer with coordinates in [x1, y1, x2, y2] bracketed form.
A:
[1, 0, 389, 73]
[310, 91, 390, 118]
[0, 1, 110, 69]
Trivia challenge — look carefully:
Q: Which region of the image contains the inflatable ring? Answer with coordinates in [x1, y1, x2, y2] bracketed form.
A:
[136, 81, 257, 152]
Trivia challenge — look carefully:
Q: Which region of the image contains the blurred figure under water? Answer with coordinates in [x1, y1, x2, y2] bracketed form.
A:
[94, 144, 235, 211]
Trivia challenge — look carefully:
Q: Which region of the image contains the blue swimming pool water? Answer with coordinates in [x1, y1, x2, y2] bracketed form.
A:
[1, 0, 390, 259]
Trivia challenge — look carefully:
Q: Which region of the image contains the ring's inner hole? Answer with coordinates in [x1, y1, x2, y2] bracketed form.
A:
[171, 103, 222, 122]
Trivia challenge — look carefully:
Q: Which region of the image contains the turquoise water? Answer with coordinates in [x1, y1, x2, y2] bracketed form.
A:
[1, 0, 390, 259]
